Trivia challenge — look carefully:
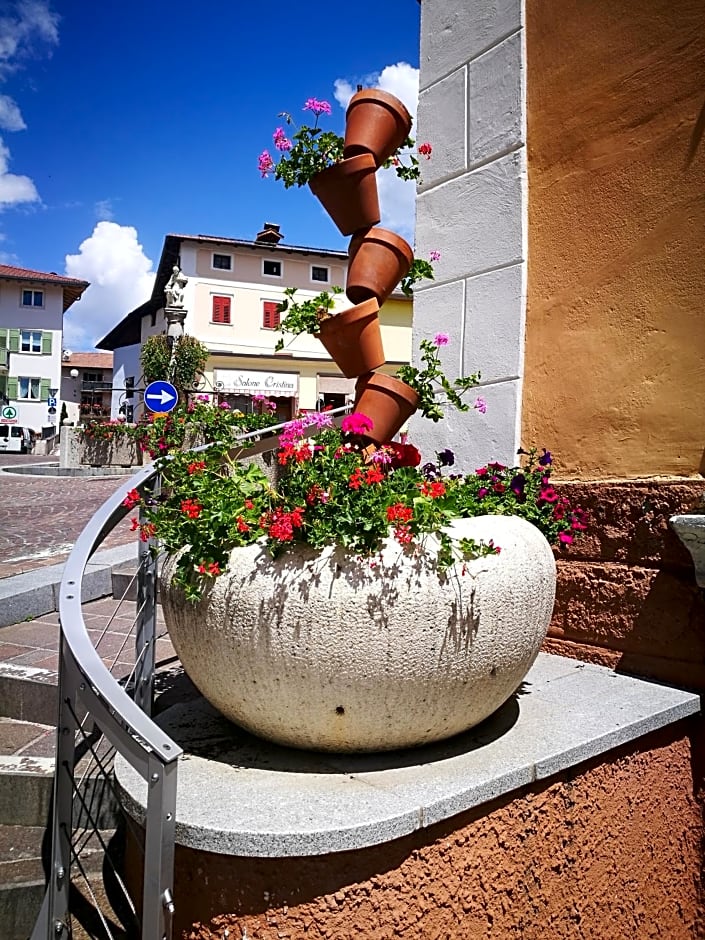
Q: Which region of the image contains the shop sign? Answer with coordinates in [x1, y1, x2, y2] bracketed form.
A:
[214, 370, 298, 397]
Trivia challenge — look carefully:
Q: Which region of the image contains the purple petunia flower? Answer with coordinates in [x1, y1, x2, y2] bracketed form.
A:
[429, 250, 441, 262]
[436, 448, 455, 467]
[538, 448, 553, 466]
[474, 396, 487, 414]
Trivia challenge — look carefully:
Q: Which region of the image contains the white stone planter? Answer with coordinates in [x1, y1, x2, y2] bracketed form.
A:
[161, 515, 556, 753]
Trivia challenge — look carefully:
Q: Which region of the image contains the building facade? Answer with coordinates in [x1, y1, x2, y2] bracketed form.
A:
[60, 351, 114, 425]
[0, 265, 89, 436]
[98, 224, 412, 421]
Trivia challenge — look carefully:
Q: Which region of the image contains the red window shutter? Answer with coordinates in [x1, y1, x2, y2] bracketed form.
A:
[263, 301, 280, 329]
[212, 296, 231, 324]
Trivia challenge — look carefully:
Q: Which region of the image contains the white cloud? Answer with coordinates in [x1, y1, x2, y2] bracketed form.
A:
[0, 3, 60, 216]
[0, 137, 39, 207]
[94, 198, 114, 221]
[334, 62, 420, 244]
[63, 221, 155, 351]
[0, 1, 59, 79]
[0, 94, 25, 130]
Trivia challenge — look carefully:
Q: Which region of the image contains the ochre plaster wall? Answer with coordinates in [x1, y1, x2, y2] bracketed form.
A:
[522, 0, 705, 478]
[165, 723, 704, 939]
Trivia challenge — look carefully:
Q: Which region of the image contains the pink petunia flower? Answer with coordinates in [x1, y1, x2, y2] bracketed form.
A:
[434, 333, 449, 347]
[303, 97, 332, 116]
[429, 250, 441, 262]
[474, 396, 487, 414]
[341, 412, 374, 436]
[273, 127, 292, 152]
[258, 150, 275, 177]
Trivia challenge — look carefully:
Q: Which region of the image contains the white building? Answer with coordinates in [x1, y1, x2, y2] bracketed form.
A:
[0, 264, 89, 437]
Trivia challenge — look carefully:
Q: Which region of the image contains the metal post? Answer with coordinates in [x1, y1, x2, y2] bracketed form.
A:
[135, 481, 160, 715]
[36, 638, 81, 938]
[143, 753, 178, 940]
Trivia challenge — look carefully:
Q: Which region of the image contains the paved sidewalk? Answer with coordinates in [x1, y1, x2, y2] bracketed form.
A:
[0, 455, 136, 580]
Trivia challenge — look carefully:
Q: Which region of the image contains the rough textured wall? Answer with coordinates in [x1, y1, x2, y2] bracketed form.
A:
[522, 0, 705, 478]
[174, 724, 703, 939]
[545, 479, 705, 688]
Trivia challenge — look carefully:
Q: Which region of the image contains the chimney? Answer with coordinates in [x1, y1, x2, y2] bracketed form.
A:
[255, 222, 284, 245]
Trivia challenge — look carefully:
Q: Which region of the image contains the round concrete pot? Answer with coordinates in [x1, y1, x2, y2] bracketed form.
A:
[161, 515, 556, 753]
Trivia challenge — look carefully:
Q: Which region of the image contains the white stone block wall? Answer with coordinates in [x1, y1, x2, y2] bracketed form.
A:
[412, 0, 526, 472]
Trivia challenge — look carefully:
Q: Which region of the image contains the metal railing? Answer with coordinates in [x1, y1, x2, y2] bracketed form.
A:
[31, 408, 349, 939]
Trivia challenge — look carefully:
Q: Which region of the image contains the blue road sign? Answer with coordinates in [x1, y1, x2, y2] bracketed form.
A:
[47, 396, 57, 408]
[144, 380, 178, 413]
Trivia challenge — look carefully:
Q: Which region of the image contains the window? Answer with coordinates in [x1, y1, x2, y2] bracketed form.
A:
[21, 289, 44, 307]
[262, 259, 282, 278]
[83, 372, 104, 383]
[262, 301, 281, 330]
[20, 330, 42, 353]
[311, 265, 329, 283]
[213, 253, 232, 271]
[212, 295, 232, 324]
[18, 376, 41, 400]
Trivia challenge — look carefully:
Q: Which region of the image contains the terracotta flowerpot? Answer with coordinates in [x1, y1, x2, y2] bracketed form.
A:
[308, 154, 380, 237]
[346, 227, 414, 306]
[343, 88, 412, 167]
[353, 371, 419, 444]
[317, 299, 385, 379]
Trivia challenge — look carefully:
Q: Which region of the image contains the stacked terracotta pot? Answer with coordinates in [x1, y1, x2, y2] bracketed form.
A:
[309, 89, 420, 445]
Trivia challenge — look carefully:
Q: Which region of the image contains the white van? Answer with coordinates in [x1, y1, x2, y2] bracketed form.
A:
[0, 425, 33, 454]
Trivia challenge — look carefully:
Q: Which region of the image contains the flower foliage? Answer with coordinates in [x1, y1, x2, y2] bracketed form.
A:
[274, 285, 344, 351]
[259, 97, 432, 188]
[126, 412, 587, 602]
[131, 398, 279, 459]
[397, 335, 483, 422]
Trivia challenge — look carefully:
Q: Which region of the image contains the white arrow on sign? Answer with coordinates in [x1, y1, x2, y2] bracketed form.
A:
[145, 388, 176, 406]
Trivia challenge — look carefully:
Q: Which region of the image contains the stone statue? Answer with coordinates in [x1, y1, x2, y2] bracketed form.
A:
[164, 265, 188, 308]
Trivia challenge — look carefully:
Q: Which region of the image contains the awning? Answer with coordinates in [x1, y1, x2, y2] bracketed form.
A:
[317, 375, 356, 395]
[214, 369, 298, 397]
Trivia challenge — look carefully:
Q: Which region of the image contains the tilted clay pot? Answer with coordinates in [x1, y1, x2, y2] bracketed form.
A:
[308, 154, 380, 237]
[353, 371, 419, 444]
[346, 227, 414, 306]
[343, 88, 412, 167]
[317, 299, 385, 379]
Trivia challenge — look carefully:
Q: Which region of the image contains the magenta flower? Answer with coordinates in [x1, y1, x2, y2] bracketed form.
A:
[341, 412, 374, 436]
[303, 97, 332, 116]
[558, 531, 574, 545]
[273, 127, 292, 152]
[219, 401, 231, 410]
[474, 396, 487, 414]
[434, 332, 449, 347]
[477, 487, 489, 499]
[429, 250, 441, 262]
[258, 150, 275, 177]
[306, 411, 334, 430]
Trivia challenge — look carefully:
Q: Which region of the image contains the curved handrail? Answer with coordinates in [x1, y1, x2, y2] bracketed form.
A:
[59, 459, 180, 763]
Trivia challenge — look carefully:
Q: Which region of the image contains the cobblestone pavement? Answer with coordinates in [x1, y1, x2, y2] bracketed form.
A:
[0, 454, 137, 580]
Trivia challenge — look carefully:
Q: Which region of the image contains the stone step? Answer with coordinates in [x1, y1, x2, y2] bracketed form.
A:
[111, 561, 161, 602]
[0, 663, 58, 725]
[0, 823, 111, 940]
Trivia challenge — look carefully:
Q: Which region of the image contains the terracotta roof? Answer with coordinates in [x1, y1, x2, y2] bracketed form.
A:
[61, 352, 114, 369]
[0, 264, 88, 286]
[0, 264, 89, 312]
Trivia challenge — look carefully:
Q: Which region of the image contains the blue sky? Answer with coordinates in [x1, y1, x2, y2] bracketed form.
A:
[0, 0, 421, 349]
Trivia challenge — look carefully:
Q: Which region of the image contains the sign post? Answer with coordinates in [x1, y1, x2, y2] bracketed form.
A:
[144, 381, 179, 414]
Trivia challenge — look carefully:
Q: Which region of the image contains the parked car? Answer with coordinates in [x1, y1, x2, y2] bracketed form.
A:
[0, 425, 33, 453]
